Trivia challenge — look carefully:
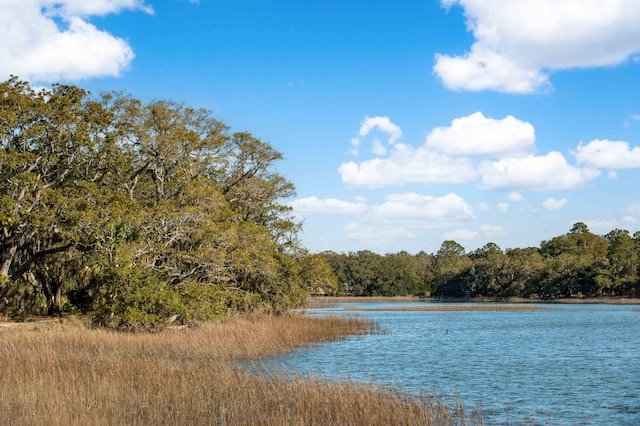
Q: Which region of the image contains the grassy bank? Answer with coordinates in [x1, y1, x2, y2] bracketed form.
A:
[0, 315, 477, 425]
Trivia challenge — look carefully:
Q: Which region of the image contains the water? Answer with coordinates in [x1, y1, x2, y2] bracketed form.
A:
[251, 302, 640, 425]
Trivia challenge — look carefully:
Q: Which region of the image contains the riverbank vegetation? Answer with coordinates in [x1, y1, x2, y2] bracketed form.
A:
[3, 76, 639, 329]
[0, 77, 337, 328]
[321, 222, 640, 299]
[0, 315, 477, 425]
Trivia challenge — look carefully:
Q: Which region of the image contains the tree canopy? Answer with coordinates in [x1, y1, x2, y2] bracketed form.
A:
[321, 223, 640, 299]
[0, 77, 336, 328]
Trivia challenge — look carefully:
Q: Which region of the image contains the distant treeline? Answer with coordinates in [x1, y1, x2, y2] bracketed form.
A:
[321, 222, 640, 299]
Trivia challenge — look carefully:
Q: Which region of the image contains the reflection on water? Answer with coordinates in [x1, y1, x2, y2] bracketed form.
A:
[250, 302, 640, 425]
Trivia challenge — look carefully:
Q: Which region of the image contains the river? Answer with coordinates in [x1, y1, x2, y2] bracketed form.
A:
[251, 301, 640, 425]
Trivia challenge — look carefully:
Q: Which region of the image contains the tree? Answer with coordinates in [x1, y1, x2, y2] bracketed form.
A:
[432, 241, 472, 297]
[0, 78, 312, 324]
[539, 223, 608, 297]
[604, 229, 638, 295]
[0, 78, 114, 314]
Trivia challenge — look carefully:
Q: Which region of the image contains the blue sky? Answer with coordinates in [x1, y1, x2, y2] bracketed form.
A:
[4, 0, 640, 254]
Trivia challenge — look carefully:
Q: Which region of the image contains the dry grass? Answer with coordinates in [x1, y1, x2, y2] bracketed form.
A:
[0, 314, 478, 425]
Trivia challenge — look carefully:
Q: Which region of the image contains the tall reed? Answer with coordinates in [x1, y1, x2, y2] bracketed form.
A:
[0, 315, 477, 425]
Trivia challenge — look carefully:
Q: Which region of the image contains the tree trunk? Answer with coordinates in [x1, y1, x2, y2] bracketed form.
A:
[1, 244, 17, 277]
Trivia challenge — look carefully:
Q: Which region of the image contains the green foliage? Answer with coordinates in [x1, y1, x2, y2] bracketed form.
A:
[321, 250, 432, 297]
[321, 223, 640, 299]
[0, 77, 322, 325]
[91, 266, 187, 331]
[176, 281, 228, 320]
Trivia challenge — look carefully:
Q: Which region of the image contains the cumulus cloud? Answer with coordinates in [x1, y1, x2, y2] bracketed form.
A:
[372, 193, 474, 221]
[339, 144, 476, 187]
[508, 192, 525, 202]
[426, 112, 535, 157]
[358, 116, 403, 144]
[290, 197, 367, 215]
[435, 0, 640, 93]
[342, 113, 601, 192]
[542, 197, 568, 210]
[479, 152, 600, 191]
[371, 140, 387, 156]
[575, 139, 640, 169]
[1, 0, 152, 82]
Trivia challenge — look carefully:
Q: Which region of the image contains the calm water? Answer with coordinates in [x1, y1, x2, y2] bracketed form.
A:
[251, 302, 640, 425]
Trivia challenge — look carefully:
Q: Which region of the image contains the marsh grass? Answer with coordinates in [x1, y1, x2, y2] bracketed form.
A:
[0, 314, 478, 425]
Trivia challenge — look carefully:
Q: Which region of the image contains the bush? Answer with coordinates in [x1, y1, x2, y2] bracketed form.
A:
[177, 281, 227, 321]
[91, 266, 187, 331]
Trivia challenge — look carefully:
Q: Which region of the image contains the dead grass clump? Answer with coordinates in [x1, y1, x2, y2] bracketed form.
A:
[0, 313, 474, 425]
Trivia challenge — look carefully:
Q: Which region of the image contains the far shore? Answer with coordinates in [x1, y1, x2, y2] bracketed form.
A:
[309, 295, 640, 305]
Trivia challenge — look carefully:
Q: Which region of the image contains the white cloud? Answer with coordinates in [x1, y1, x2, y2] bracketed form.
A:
[575, 139, 640, 169]
[339, 143, 476, 187]
[349, 138, 360, 156]
[342, 113, 603, 192]
[358, 116, 403, 144]
[1, 0, 152, 82]
[344, 222, 418, 243]
[624, 114, 640, 127]
[479, 152, 600, 191]
[435, 0, 640, 93]
[371, 140, 387, 156]
[508, 192, 525, 202]
[443, 229, 478, 241]
[290, 197, 367, 215]
[434, 46, 549, 94]
[542, 197, 568, 210]
[624, 202, 640, 216]
[497, 203, 509, 213]
[372, 193, 474, 221]
[41, 0, 153, 16]
[586, 219, 620, 233]
[480, 224, 506, 237]
[426, 112, 535, 158]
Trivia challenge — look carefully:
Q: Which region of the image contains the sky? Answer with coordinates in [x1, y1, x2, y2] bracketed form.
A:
[4, 0, 640, 255]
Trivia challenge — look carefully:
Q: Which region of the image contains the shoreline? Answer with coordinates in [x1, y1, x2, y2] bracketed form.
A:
[0, 313, 478, 424]
[310, 295, 640, 304]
